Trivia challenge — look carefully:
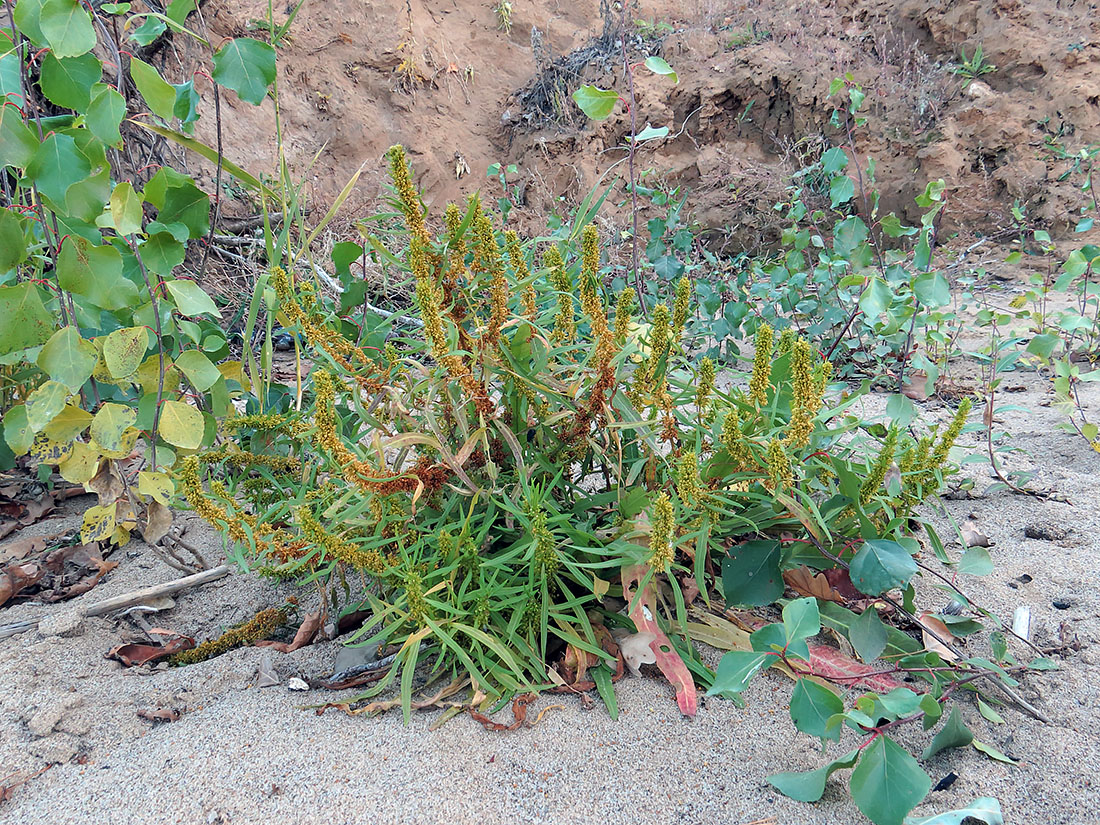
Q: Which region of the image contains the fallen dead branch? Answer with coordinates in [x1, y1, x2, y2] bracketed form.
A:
[0, 564, 231, 639]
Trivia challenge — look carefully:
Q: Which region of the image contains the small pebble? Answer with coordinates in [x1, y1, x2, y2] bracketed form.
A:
[1053, 597, 1075, 610]
[1025, 522, 1069, 541]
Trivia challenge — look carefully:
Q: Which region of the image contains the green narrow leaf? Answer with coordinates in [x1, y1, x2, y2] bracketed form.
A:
[592, 663, 618, 720]
[977, 697, 1005, 725]
[972, 740, 1018, 765]
[212, 37, 277, 106]
[850, 736, 931, 825]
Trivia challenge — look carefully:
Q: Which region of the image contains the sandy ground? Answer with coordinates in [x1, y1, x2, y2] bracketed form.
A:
[1, 366, 1099, 825]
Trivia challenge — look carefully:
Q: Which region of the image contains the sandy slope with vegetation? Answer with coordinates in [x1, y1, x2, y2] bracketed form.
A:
[1, 368, 1098, 825]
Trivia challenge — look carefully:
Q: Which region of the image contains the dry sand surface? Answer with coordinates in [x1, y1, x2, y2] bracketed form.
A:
[1, 372, 1099, 825]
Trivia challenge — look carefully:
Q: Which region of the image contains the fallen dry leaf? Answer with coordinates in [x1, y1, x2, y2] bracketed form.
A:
[902, 372, 930, 401]
[107, 635, 194, 666]
[782, 566, 861, 603]
[960, 520, 993, 548]
[137, 708, 181, 723]
[917, 611, 959, 661]
[142, 499, 173, 544]
[619, 631, 658, 676]
[255, 611, 321, 653]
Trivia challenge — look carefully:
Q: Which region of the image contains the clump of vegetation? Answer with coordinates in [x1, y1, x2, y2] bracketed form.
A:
[951, 44, 997, 88]
[171, 606, 291, 665]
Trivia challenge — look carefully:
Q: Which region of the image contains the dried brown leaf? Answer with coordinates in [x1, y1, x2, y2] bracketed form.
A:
[783, 566, 846, 602]
[960, 519, 993, 548]
[255, 611, 321, 653]
[107, 635, 194, 666]
[917, 611, 959, 661]
[142, 500, 173, 544]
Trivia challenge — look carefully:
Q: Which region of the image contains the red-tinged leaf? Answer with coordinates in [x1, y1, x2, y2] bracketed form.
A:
[805, 643, 910, 693]
[621, 564, 698, 716]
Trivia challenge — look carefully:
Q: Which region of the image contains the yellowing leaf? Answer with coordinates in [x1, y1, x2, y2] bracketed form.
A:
[96, 425, 140, 459]
[90, 403, 136, 451]
[29, 432, 73, 464]
[44, 404, 92, 441]
[59, 441, 99, 483]
[138, 470, 175, 505]
[81, 502, 117, 543]
[25, 379, 69, 431]
[102, 326, 149, 379]
[158, 399, 204, 449]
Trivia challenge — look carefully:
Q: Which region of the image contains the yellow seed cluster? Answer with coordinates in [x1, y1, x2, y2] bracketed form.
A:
[645, 304, 671, 382]
[505, 230, 538, 319]
[749, 323, 774, 407]
[544, 246, 574, 344]
[613, 288, 635, 343]
[776, 327, 796, 356]
[671, 276, 691, 342]
[696, 357, 716, 417]
[404, 569, 429, 625]
[648, 492, 675, 568]
[387, 145, 429, 248]
[860, 426, 899, 505]
[531, 506, 559, 578]
[676, 451, 703, 504]
[721, 408, 752, 469]
[473, 210, 510, 346]
[170, 607, 288, 666]
[297, 506, 387, 574]
[765, 438, 794, 492]
[785, 339, 817, 449]
[205, 447, 301, 476]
